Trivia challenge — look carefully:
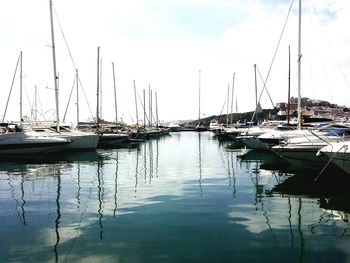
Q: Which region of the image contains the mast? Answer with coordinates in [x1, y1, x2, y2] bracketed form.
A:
[96, 46, 100, 125]
[230, 73, 235, 125]
[19, 51, 23, 125]
[254, 64, 257, 108]
[155, 91, 159, 128]
[49, 0, 60, 132]
[100, 58, 103, 120]
[148, 84, 152, 127]
[112, 62, 118, 125]
[76, 69, 79, 127]
[133, 80, 139, 126]
[226, 83, 229, 127]
[297, 0, 302, 130]
[34, 86, 38, 120]
[143, 89, 146, 128]
[198, 69, 201, 126]
[287, 45, 291, 125]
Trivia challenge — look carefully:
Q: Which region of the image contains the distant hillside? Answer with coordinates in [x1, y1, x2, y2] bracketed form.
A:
[185, 97, 349, 127]
[186, 109, 277, 127]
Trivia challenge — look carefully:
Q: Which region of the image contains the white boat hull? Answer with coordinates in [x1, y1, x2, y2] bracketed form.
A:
[0, 132, 70, 154]
[319, 142, 350, 174]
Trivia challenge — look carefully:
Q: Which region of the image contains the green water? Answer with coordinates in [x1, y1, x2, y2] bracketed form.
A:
[1, 132, 349, 262]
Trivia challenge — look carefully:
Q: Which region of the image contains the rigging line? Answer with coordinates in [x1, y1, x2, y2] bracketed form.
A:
[137, 91, 150, 124]
[219, 95, 228, 116]
[77, 76, 94, 120]
[63, 75, 76, 123]
[53, 3, 96, 121]
[249, 0, 294, 124]
[257, 67, 274, 107]
[23, 84, 33, 118]
[250, 66, 275, 124]
[37, 90, 47, 121]
[315, 144, 347, 181]
[3, 53, 21, 123]
[259, 0, 295, 105]
[52, 4, 77, 70]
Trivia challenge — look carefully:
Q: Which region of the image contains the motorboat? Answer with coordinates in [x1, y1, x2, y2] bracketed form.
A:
[317, 140, 350, 174]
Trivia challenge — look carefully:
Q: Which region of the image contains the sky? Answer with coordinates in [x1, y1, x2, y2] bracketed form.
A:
[1, 0, 350, 125]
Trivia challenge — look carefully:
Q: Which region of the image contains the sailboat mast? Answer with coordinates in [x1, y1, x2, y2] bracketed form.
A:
[155, 91, 158, 128]
[149, 85, 152, 127]
[198, 69, 201, 125]
[19, 51, 23, 125]
[34, 86, 38, 120]
[100, 58, 103, 119]
[287, 46, 291, 125]
[143, 89, 146, 128]
[76, 69, 79, 127]
[49, 0, 60, 132]
[112, 62, 118, 124]
[254, 64, 257, 108]
[230, 73, 235, 125]
[96, 46, 100, 125]
[297, 0, 302, 130]
[226, 83, 229, 127]
[133, 80, 139, 126]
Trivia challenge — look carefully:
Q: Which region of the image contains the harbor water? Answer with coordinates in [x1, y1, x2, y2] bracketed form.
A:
[1, 131, 350, 262]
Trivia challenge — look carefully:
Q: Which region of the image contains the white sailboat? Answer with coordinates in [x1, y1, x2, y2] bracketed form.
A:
[31, 0, 99, 150]
[257, 0, 312, 150]
[0, 124, 70, 155]
[1, 52, 70, 155]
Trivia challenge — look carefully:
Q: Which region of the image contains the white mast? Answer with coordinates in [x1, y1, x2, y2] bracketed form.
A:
[76, 69, 79, 127]
[112, 62, 118, 124]
[96, 46, 100, 125]
[19, 51, 23, 125]
[230, 72, 235, 125]
[34, 86, 38, 120]
[155, 91, 159, 128]
[226, 83, 229, 126]
[49, 0, 60, 132]
[297, 0, 302, 130]
[198, 69, 201, 126]
[133, 80, 139, 126]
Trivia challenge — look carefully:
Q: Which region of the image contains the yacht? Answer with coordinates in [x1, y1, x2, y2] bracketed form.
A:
[318, 141, 350, 174]
[0, 123, 70, 155]
[272, 125, 350, 169]
[31, 123, 99, 150]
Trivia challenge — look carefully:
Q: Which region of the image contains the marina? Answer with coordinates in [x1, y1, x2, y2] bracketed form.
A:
[1, 0, 350, 261]
[1, 131, 350, 262]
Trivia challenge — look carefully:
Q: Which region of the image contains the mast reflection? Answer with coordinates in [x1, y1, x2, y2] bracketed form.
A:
[97, 157, 104, 240]
[54, 172, 61, 263]
[198, 132, 203, 197]
[114, 149, 119, 217]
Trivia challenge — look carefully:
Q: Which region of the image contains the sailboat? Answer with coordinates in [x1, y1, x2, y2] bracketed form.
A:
[0, 52, 71, 155]
[94, 50, 130, 147]
[269, 0, 350, 169]
[31, 0, 99, 150]
[257, 0, 313, 150]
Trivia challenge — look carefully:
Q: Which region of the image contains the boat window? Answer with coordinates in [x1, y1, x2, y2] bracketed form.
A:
[324, 128, 350, 136]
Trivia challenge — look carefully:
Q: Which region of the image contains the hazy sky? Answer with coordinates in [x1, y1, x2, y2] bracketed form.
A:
[1, 0, 350, 124]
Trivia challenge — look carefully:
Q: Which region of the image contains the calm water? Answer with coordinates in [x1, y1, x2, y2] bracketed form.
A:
[1, 132, 350, 263]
